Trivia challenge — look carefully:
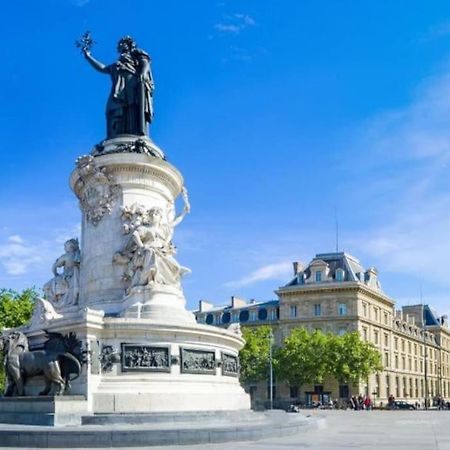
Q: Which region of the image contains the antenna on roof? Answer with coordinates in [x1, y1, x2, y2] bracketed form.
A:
[334, 206, 339, 253]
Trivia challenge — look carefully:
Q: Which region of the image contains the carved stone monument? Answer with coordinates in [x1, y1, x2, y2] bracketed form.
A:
[1, 34, 250, 416]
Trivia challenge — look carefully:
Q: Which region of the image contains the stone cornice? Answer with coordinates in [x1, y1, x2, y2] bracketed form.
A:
[276, 282, 395, 307]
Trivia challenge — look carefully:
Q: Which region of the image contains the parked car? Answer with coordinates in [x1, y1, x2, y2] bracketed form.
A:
[390, 400, 416, 410]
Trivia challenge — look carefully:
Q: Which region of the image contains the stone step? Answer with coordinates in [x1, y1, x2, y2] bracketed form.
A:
[0, 396, 88, 425]
[0, 412, 313, 447]
[82, 409, 262, 425]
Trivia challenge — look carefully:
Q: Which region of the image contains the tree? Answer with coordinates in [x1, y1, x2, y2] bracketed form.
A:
[275, 328, 329, 390]
[327, 331, 382, 385]
[0, 288, 36, 329]
[239, 326, 273, 384]
[0, 288, 36, 392]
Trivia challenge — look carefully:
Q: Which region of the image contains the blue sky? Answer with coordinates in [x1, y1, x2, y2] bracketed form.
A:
[2, 0, 450, 313]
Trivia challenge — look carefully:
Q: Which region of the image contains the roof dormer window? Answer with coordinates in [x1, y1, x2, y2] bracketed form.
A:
[335, 269, 345, 282]
[315, 270, 322, 282]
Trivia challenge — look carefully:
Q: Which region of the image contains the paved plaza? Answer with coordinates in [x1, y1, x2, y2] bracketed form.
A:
[181, 410, 450, 450]
[192, 410, 450, 450]
[11, 409, 448, 450]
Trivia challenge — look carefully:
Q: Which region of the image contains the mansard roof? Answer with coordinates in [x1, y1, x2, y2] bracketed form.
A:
[284, 251, 382, 293]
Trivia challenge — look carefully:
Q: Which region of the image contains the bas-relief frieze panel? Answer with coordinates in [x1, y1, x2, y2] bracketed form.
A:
[121, 344, 171, 372]
[180, 348, 216, 375]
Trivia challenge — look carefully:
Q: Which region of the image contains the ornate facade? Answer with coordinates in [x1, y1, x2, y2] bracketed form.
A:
[195, 252, 450, 407]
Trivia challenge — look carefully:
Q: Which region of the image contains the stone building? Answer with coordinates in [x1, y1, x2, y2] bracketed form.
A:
[195, 252, 450, 407]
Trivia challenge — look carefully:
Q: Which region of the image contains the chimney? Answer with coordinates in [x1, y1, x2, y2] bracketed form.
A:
[231, 296, 247, 308]
[198, 300, 214, 312]
[293, 261, 304, 275]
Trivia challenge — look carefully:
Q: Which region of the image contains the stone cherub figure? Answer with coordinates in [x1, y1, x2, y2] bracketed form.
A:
[80, 34, 154, 139]
[43, 238, 80, 308]
[114, 188, 190, 293]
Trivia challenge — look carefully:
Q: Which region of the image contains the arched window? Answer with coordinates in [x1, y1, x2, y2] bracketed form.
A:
[222, 312, 231, 324]
[258, 308, 268, 321]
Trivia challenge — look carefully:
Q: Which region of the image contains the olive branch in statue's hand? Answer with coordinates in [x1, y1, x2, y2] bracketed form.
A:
[75, 31, 95, 54]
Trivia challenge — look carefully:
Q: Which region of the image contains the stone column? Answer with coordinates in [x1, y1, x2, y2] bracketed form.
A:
[70, 148, 194, 324]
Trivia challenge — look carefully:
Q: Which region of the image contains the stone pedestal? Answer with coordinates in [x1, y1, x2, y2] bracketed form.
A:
[70, 150, 186, 319]
[44, 142, 250, 414]
[0, 396, 88, 426]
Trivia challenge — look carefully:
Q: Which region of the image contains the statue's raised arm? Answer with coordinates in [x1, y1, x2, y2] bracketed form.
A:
[83, 48, 109, 74]
[171, 187, 190, 228]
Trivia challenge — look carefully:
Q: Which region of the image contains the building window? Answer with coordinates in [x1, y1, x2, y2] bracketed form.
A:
[374, 330, 379, 344]
[290, 305, 297, 318]
[374, 308, 379, 322]
[384, 352, 389, 367]
[258, 308, 268, 321]
[250, 310, 257, 321]
[336, 269, 344, 281]
[395, 355, 398, 369]
[221, 312, 231, 324]
[394, 338, 398, 350]
[401, 340, 405, 352]
[239, 310, 249, 322]
[384, 334, 389, 347]
[384, 312, 388, 325]
[362, 303, 367, 317]
[205, 314, 214, 325]
[402, 357, 406, 370]
[362, 327, 368, 341]
[290, 386, 299, 398]
[314, 304, 322, 316]
[386, 375, 390, 398]
[269, 309, 277, 321]
[315, 271, 322, 282]
[338, 327, 346, 336]
[338, 304, 347, 316]
[339, 385, 349, 398]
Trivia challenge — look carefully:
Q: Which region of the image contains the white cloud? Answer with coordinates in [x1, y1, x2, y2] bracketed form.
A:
[214, 13, 256, 35]
[224, 261, 292, 289]
[0, 235, 44, 276]
[346, 68, 450, 287]
[8, 235, 24, 245]
[215, 24, 241, 35]
[0, 225, 80, 278]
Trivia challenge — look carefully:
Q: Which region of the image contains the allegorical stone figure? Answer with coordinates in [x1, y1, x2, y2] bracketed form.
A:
[113, 188, 191, 293]
[43, 238, 81, 308]
[82, 35, 154, 139]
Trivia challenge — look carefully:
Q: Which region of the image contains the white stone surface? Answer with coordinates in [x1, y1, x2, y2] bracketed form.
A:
[16, 147, 251, 414]
[70, 152, 187, 318]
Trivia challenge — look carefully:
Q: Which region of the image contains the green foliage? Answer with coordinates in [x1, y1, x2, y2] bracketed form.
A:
[0, 288, 36, 329]
[274, 328, 329, 388]
[327, 331, 383, 384]
[0, 288, 36, 393]
[273, 328, 382, 390]
[239, 326, 273, 384]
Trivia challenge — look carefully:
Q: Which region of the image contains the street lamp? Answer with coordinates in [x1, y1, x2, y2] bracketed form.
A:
[423, 323, 428, 410]
[268, 328, 274, 410]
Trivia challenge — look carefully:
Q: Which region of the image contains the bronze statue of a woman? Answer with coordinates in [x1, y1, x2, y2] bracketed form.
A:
[81, 35, 154, 139]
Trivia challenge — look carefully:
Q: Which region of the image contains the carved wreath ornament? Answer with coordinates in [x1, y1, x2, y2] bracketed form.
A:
[76, 155, 120, 226]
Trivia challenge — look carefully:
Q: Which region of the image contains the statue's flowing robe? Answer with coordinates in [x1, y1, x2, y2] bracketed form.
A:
[105, 48, 153, 137]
